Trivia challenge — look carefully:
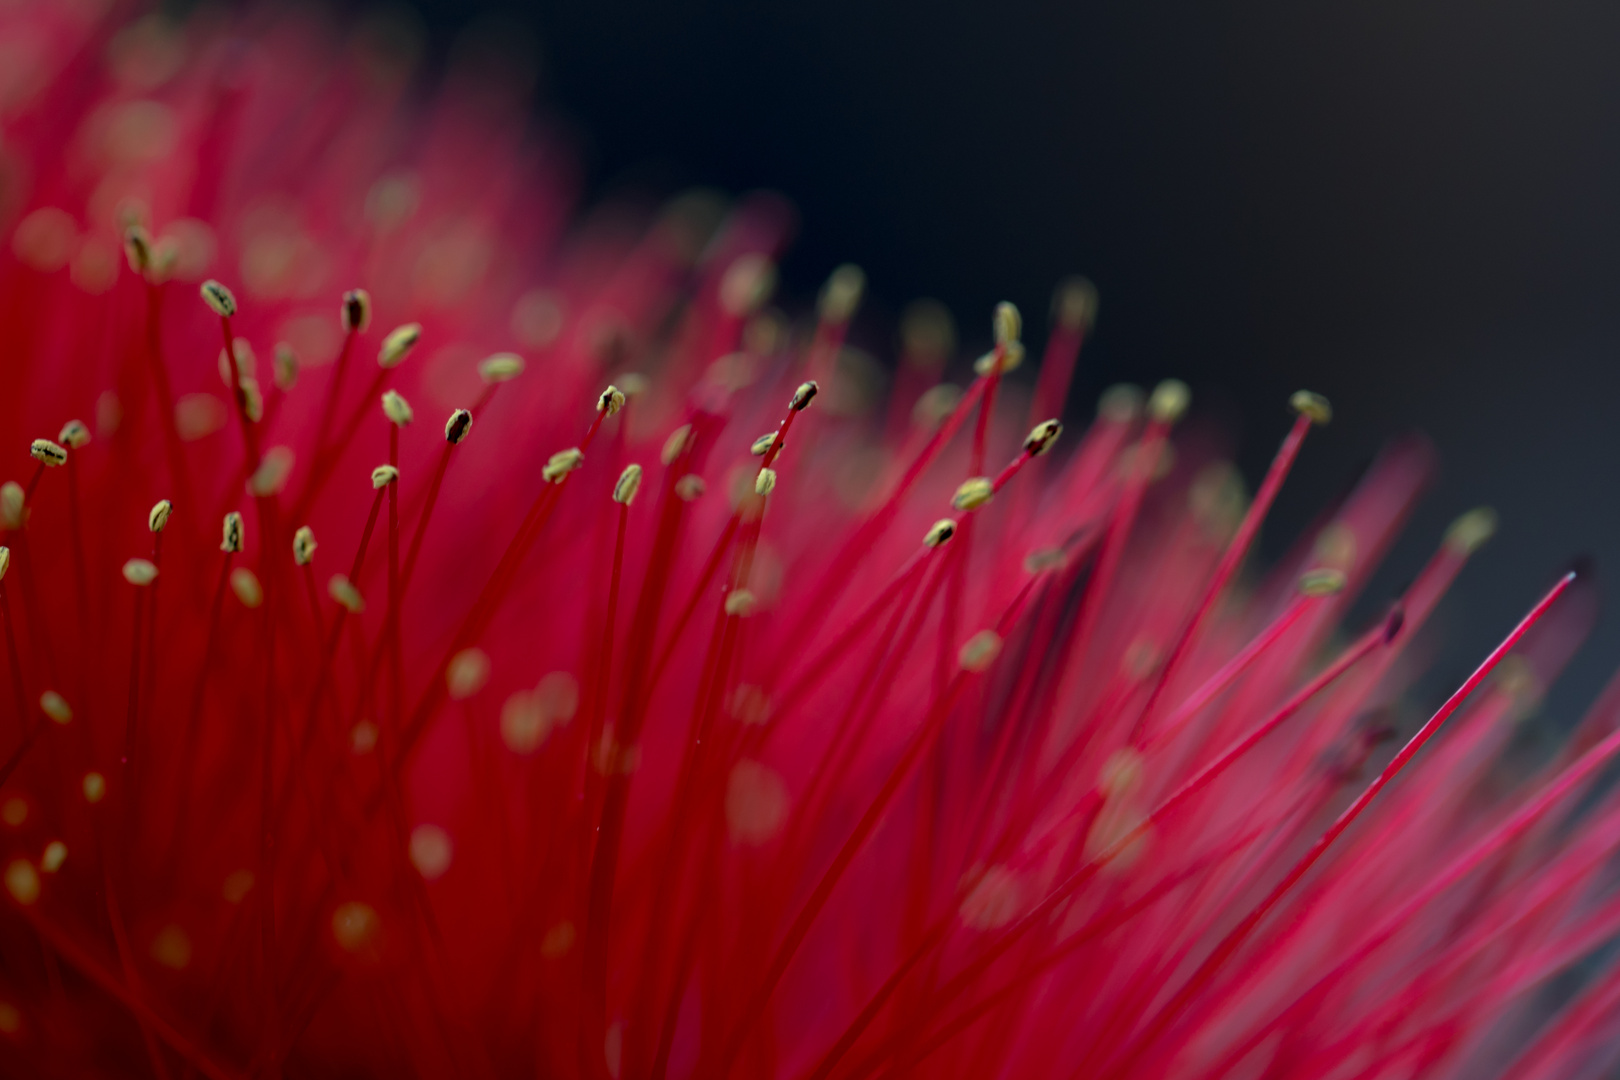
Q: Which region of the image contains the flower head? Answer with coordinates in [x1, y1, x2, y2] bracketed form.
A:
[0, 7, 1617, 1080]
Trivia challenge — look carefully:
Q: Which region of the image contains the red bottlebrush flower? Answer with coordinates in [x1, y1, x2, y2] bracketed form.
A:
[2, 7, 1620, 1080]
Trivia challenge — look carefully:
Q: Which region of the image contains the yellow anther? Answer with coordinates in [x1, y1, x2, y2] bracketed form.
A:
[924, 519, 957, 547]
[341, 289, 372, 333]
[724, 589, 757, 617]
[199, 279, 237, 317]
[993, 301, 1021, 347]
[1023, 419, 1063, 457]
[543, 448, 584, 484]
[230, 567, 262, 608]
[1445, 507, 1498, 556]
[122, 559, 158, 586]
[29, 439, 66, 466]
[382, 389, 414, 426]
[959, 630, 1003, 672]
[598, 385, 626, 416]
[444, 408, 472, 444]
[328, 574, 364, 614]
[1148, 379, 1191, 424]
[378, 322, 422, 367]
[221, 511, 244, 553]
[371, 464, 399, 489]
[1298, 568, 1347, 597]
[147, 499, 172, 533]
[39, 691, 71, 725]
[613, 464, 643, 505]
[478, 353, 525, 383]
[750, 432, 778, 457]
[1054, 276, 1098, 332]
[293, 526, 317, 566]
[661, 424, 693, 465]
[58, 420, 90, 449]
[818, 264, 865, 325]
[754, 468, 777, 497]
[952, 477, 994, 512]
[1289, 390, 1332, 425]
[791, 381, 819, 411]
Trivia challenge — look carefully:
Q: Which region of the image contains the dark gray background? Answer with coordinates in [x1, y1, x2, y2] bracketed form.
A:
[407, 0, 1620, 725]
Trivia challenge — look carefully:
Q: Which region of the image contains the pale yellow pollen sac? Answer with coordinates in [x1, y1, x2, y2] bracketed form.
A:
[39, 691, 72, 725]
[753, 468, 777, 497]
[29, 439, 67, 467]
[230, 567, 263, 609]
[341, 288, 372, 333]
[0, 548, 10, 582]
[924, 518, 957, 547]
[725, 759, 790, 846]
[221, 869, 254, 904]
[57, 419, 90, 449]
[247, 446, 295, 497]
[724, 589, 757, 618]
[82, 772, 106, 804]
[478, 352, 525, 384]
[329, 574, 365, 614]
[122, 558, 158, 586]
[0, 484, 23, 530]
[818, 263, 866, 325]
[381, 389, 414, 427]
[273, 343, 299, 390]
[370, 464, 400, 489]
[1494, 654, 1541, 709]
[1024, 548, 1066, 573]
[378, 322, 422, 367]
[664, 475, 702, 505]
[913, 384, 964, 433]
[0, 1000, 19, 1035]
[1054, 276, 1099, 333]
[1120, 637, 1161, 680]
[617, 372, 649, 399]
[598, 385, 627, 416]
[540, 921, 575, 959]
[446, 648, 491, 699]
[729, 684, 773, 726]
[4, 859, 40, 905]
[409, 824, 453, 880]
[660, 426, 694, 468]
[150, 924, 192, 970]
[1445, 507, 1499, 556]
[147, 498, 172, 533]
[444, 408, 472, 445]
[900, 298, 957, 368]
[959, 864, 1024, 930]
[543, 447, 585, 484]
[175, 394, 227, 442]
[719, 252, 778, 317]
[292, 525, 317, 566]
[40, 841, 66, 874]
[218, 338, 255, 387]
[972, 340, 1026, 377]
[500, 671, 579, 754]
[1099, 747, 1146, 800]
[221, 511, 244, 553]
[1298, 567, 1348, 598]
[123, 224, 153, 275]
[239, 377, 265, 424]
[350, 720, 379, 755]
[750, 432, 779, 457]
[791, 380, 819, 411]
[959, 629, 1003, 672]
[993, 301, 1022, 347]
[1023, 419, 1064, 457]
[1313, 522, 1358, 571]
[1, 797, 24, 827]
[199, 278, 237, 318]
[1148, 379, 1192, 425]
[1290, 389, 1333, 426]
[331, 900, 382, 956]
[613, 464, 643, 506]
[952, 477, 994, 512]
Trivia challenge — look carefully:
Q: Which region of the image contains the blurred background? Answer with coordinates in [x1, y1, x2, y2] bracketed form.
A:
[391, 0, 1620, 725]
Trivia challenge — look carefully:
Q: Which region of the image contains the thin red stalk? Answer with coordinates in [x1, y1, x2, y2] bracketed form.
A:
[143, 281, 198, 523]
[305, 326, 359, 486]
[714, 571, 1045, 1077]
[292, 362, 387, 523]
[1098, 571, 1576, 1080]
[219, 314, 262, 470]
[1129, 411, 1315, 743]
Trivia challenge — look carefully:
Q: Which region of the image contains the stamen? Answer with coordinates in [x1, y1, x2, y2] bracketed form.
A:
[952, 478, 994, 511]
[754, 468, 777, 497]
[478, 353, 525, 383]
[371, 464, 399, 489]
[221, 511, 244, 553]
[147, 500, 172, 533]
[444, 409, 472, 444]
[382, 389, 413, 426]
[613, 465, 643, 505]
[328, 575, 364, 614]
[58, 420, 90, 448]
[28, 440, 66, 467]
[341, 289, 372, 333]
[122, 560, 158, 586]
[292, 527, 317, 566]
[378, 323, 422, 368]
[924, 519, 957, 547]
[543, 448, 584, 484]
[598, 385, 626, 415]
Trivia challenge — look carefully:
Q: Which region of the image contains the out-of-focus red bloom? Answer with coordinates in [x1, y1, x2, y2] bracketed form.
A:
[1, 6, 1619, 1080]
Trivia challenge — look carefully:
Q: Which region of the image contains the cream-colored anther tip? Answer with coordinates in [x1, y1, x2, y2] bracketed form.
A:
[479, 353, 525, 384]
[445, 409, 472, 444]
[924, 519, 957, 547]
[1445, 507, 1498, 555]
[1148, 380, 1191, 424]
[1297, 568, 1347, 597]
[791, 381, 819, 411]
[370, 464, 400, 489]
[122, 559, 158, 586]
[952, 477, 994, 512]
[1023, 419, 1063, 457]
[993, 301, 1021, 347]
[200, 279, 237, 317]
[598, 385, 626, 416]
[29, 439, 67, 467]
[147, 499, 172, 533]
[293, 526, 317, 566]
[613, 464, 643, 506]
[378, 322, 422, 368]
[341, 289, 372, 333]
[1290, 390, 1332, 426]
